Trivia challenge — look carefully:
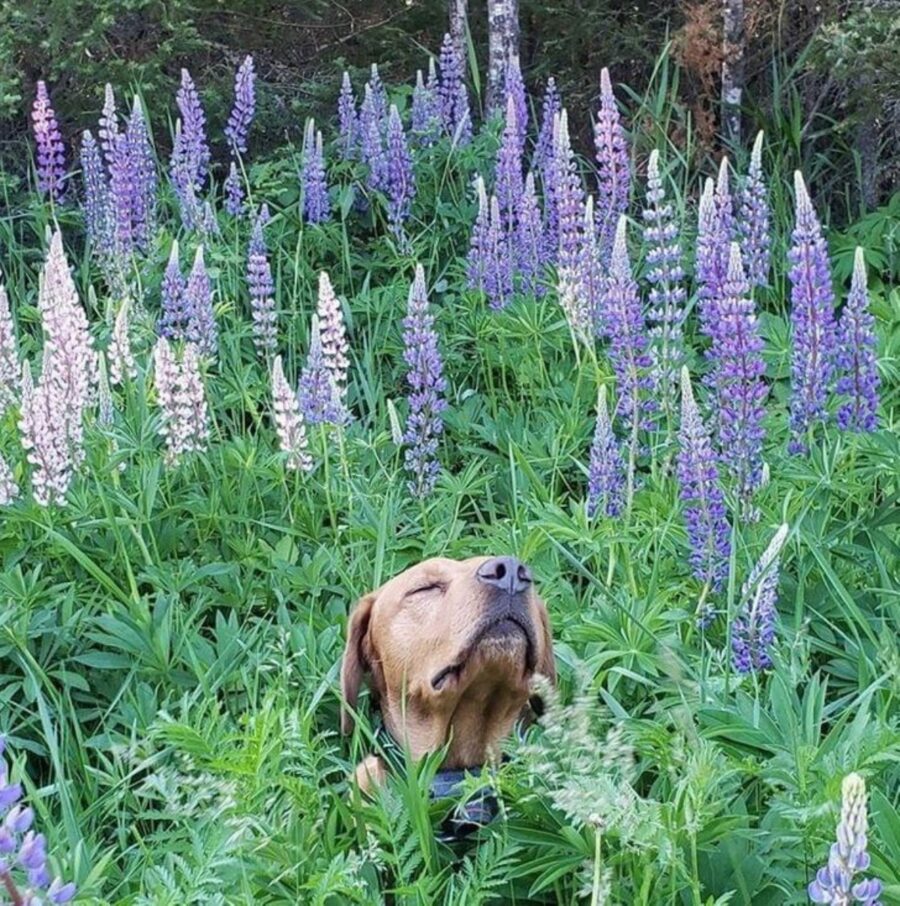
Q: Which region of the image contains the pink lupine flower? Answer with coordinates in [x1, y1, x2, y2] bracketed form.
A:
[315, 272, 349, 403]
[0, 282, 20, 415]
[108, 297, 137, 386]
[270, 355, 312, 472]
[153, 338, 209, 465]
[19, 375, 71, 507]
[31, 81, 66, 202]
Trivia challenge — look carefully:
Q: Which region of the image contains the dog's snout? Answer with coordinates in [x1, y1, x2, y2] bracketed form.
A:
[476, 556, 532, 595]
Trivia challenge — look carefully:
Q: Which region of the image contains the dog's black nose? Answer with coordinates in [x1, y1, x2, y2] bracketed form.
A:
[477, 556, 532, 595]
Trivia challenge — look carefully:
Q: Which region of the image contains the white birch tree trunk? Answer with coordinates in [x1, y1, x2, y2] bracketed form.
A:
[487, 0, 520, 114]
[721, 0, 745, 146]
[449, 0, 468, 61]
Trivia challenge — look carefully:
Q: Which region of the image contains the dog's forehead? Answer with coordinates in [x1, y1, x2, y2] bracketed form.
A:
[378, 556, 485, 595]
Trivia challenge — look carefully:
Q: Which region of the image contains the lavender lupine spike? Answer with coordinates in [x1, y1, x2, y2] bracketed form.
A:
[0, 737, 77, 903]
[738, 131, 771, 286]
[386, 105, 414, 239]
[31, 81, 66, 202]
[732, 523, 788, 673]
[467, 176, 491, 291]
[367, 63, 388, 126]
[484, 194, 515, 310]
[438, 33, 471, 143]
[695, 177, 727, 337]
[153, 338, 209, 465]
[359, 86, 388, 193]
[316, 272, 349, 403]
[224, 160, 244, 216]
[504, 56, 528, 150]
[552, 110, 586, 278]
[170, 119, 200, 230]
[108, 297, 137, 386]
[603, 216, 653, 441]
[184, 245, 217, 358]
[495, 94, 524, 232]
[586, 385, 625, 518]
[98, 84, 119, 171]
[594, 68, 630, 265]
[301, 119, 331, 224]
[516, 171, 545, 297]
[709, 243, 768, 501]
[271, 355, 312, 471]
[80, 131, 110, 256]
[107, 129, 137, 258]
[403, 264, 447, 498]
[808, 773, 883, 905]
[158, 241, 189, 340]
[338, 71, 358, 159]
[126, 95, 157, 250]
[677, 367, 731, 599]
[533, 77, 561, 178]
[643, 149, 686, 421]
[788, 171, 838, 453]
[225, 55, 256, 155]
[247, 205, 277, 356]
[835, 247, 880, 433]
[0, 282, 20, 415]
[298, 315, 340, 426]
[411, 67, 440, 146]
[175, 69, 210, 186]
[579, 195, 604, 333]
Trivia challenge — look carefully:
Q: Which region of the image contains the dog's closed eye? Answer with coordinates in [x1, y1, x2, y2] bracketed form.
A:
[405, 582, 445, 598]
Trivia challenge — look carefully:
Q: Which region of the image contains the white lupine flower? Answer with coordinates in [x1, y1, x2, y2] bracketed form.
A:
[270, 355, 312, 472]
[0, 282, 19, 414]
[108, 297, 137, 385]
[315, 271, 349, 399]
[153, 338, 209, 464]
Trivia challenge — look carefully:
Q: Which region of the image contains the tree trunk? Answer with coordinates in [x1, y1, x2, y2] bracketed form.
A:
[721, 0, 744, 146]
[449, 0, 468, 62]
[487, 0, 520, 115]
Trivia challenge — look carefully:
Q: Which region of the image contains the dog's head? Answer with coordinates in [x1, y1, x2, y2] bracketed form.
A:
[341, 556, 555, 780]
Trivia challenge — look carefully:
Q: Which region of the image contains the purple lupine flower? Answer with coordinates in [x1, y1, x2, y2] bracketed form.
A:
[594, 68, 630, 265]
[126, 95, 157, 250]
[586, 384, 625, 518]
[224, 160, 244, 216]
[738, 131, 770, 287]
[170, 120, 200, 230]
[732, 523, 787, 673]
[200, 201, 219, 239]
[184, 245, 217, 358]
[298, 315, 340, 426]
[301, 119, 331, 224]
[338, 71, 358, 159]
[788, 171, 838, 454]
[411, 65, 441, 146]
[533, 77, 561, 178]
[31, 81, 66, 202]
[602, 216, 653, 436]
[808, 773, 883, 905]
[695, 177, 727, 337]
[438, 33, 471, 144]
[552, 110, 585, 278]
[153, 338, 209, 464]
[0, 282, 19, 415]
[516, 171, 545, 297]
[386, 104, 415, 239]
[708, 243, 767, 500]
[643, 149, 686, 421]
[225, 55, 255, 155]
[467, 176, 491, 291]
[247, 205, 277, 355]
[835, 247, 879, 433]
[359, 86, 388, 194]
[495, 94, 524, 232]
[107, 129, 137, 258]
[579, 195, 604, 333]
[504, 56, 528, 150]
[403, 264, 447, 498]
[80, 130, 110, 256]
[677, 366, 731, 595]
[316, 271, 350, 405]
[271, 355, 312, 471]
[98, 84, 119, 171]
[158, 240, 189, 340]
[0, 737, 76, 903]
[367, 63, 388, 127]
[483, 194, 515, 310]
[175, 68, 210, 186]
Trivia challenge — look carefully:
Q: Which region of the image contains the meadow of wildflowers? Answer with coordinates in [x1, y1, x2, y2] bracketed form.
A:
[0, 40, 897, 905]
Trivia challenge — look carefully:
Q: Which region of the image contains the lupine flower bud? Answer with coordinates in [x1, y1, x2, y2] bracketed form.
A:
[159, 241, 189, 340]
[504, 56, 528, 149]
[0, 454, 18, 505]
[495, 94, 524, 232]
[359, 86, 388, 194]
[338, 70, 358, 159]
[185, 245, 217, 358]
[175, 68, 210, 186]
[552, 110, 586, 278]
[677, 367, 731, 596]
[0, 282, 20, 415]
[594, 68, 630, 265]
[225, 55, 256, 155]
[367, 63, 388, 126]
[467, 176, 491, 291]
[298, 315, 341, 426]
[80, 130, 111, 257]
[438, 33, 471, 143]
[126, 95, 157, 250]
[484, 194, 515, 310]
[31, 81, 66, 202]
[835, 247, 879, 433]
[586, 384, 625, 518]
[403, 264, 447, 498]
[579, 195, 603, 333]
[316, 272, 349, 404]
[271, 355, 312, 471]
[224, 161, 244, 216]
[98, 83, 119, 170]
[516, 171, 545, 297]
[247, 205, 277, 356]
[411, 65, 441, 146]
[386, 105, 414, 238]
[533, 77, 561, 178]
[788, 171, 837, 454]
[809, 773, 883, 905]
[732, 523, 787, 673]
[738, 131, 770, 286]
[643, 149, 685, 418]
[153, 338, 209, 465]
[170, 119, 200, 229]
[108, 297, 137, 385]
[301, 119, 331, 224]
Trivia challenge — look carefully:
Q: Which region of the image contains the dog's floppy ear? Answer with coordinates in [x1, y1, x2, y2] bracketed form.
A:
[535, 600, 556, 686]
[341, 591, 377, 735]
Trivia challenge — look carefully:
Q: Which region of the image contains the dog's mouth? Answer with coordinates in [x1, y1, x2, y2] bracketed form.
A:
[430, 614, 535, 691]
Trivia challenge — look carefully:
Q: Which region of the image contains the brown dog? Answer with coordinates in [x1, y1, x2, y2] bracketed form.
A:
[341, 555, 555, 792]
